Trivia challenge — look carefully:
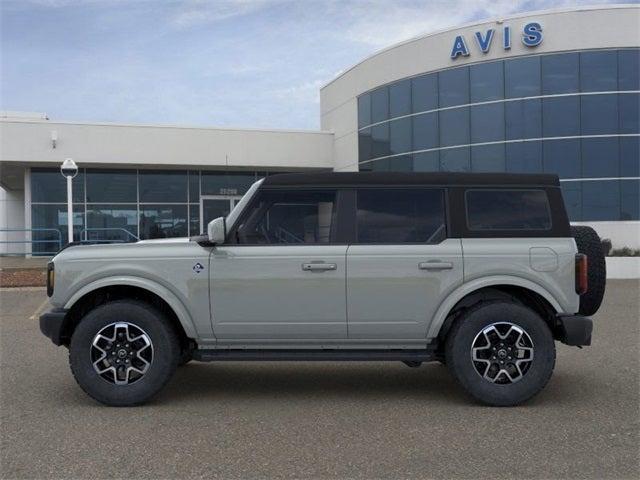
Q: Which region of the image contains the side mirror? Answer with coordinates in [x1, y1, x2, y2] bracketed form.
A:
[207, 217, 226, 245]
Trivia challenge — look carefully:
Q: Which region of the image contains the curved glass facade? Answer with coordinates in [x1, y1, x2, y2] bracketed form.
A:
[357, 49, 640, 221]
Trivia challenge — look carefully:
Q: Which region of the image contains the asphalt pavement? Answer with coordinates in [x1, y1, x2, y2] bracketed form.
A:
[1, 281, 639, 479]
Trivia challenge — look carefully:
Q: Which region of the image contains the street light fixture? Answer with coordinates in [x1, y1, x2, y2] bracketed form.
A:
[60, 158, 78, 244]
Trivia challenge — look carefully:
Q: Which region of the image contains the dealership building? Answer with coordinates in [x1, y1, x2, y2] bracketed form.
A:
[1, 5, 638, 254]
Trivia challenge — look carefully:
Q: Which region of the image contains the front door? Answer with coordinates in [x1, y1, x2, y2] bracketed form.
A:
[200, 196, 242, 234]
[209, 188, 348, 341]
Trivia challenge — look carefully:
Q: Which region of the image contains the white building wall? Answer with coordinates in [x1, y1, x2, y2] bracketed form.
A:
[0, 187, 25, 255]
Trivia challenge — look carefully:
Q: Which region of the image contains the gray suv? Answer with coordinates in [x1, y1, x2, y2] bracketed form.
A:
[40, 172, 605, 407]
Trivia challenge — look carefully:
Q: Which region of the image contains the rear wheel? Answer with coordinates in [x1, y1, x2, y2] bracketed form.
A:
[571, 225, 606, 316]
[69, 300, 180, 406]
[445, 301, 555, 406]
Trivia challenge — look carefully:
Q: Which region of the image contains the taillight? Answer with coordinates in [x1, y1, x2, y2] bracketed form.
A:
[575, 254, 588, 295]
[46, 262, 55, 297]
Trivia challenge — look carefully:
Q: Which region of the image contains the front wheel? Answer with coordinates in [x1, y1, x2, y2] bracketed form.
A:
[445, 302, 556, 406]
[69, 300, 180, 406]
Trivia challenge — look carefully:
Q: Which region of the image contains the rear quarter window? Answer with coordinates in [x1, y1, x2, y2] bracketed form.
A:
[465, 189, 552, 231]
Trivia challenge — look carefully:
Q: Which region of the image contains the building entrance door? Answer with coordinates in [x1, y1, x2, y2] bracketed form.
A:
[200, 196, 242, 234]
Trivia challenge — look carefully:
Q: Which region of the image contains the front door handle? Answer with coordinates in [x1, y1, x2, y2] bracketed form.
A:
[302, 262, 337, 272]
[419, 261, 454, 271]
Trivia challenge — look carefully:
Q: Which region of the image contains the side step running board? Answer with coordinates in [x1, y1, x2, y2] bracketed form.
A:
[192, 349, 437, 362]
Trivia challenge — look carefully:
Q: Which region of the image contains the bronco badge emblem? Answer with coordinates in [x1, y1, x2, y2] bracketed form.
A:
[193, 262, 204, 273]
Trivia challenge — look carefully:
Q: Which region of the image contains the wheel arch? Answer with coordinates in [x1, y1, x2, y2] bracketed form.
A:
[428, 276, 562, 341]
[62, 277, 197, 345]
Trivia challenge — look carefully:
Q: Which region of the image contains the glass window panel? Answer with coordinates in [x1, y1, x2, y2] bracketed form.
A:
[370, 87, 389, 123]
[439, 67, 469, 108]
[580, 51, 617, 92]
[236, 190, 337, 245]
[31, 168, 85, 203]
[582, 138, 619, 178]
[618, 49, 640, 91]
[439, 108, 469, 147]
[471, 144, 506, 172]
[582, 180, 620, 221]
[440, 147, 470, 172]
[413, 151, 440, 172]
[86, 169, 136, 203]
[466, 189, 552, 231]
[619, 93, 639, 134]
[505, 56, 541, 98]
[189, 204, 200, 236]
[389, 117, 412, 155]
[581, 94, 618, 135]
[371, 123, 390, 158]
[542, 97, 580, 137]
[139, 170, 187, 203]
[471, 103, 504, 143]
[31, 204, 84, 253]
[369, 159, 391, 171]
[412, 112, 438, 151]
[620, 136, 640, 177]
[389, 79, 411, 118]
[359, 128, 372, 162]
[356, 189, 446, 243]
[86, 205, 138, 241]
[201, 171, 256, 196]
[470, 61, 504, 102]
[188, 171, 200, 203]
[543, 139, 581, 179]
[506, 141, 543, 173]
[412, 73, 438, 113]
[139, 205, 188, 239]
[358, 94, 371, 128]
[542, 53, 579, 94]
[387, 155, 413, 172]
[561, 182, 582, 221]
[621, 179, 640, 221]
[505, 99, 542, 140]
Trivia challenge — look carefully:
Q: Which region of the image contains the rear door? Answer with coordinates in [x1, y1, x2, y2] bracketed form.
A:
[346, 188, 463, 340]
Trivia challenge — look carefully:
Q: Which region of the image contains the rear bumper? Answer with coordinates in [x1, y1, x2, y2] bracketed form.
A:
[556, 314, 592, 346]
[39, 308, 69, 346]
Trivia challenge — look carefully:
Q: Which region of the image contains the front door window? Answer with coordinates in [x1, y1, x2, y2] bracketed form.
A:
[200, 196, 241, 234]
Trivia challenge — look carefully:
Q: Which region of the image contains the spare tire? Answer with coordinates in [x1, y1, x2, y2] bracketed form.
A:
[571, 226, 606, 316]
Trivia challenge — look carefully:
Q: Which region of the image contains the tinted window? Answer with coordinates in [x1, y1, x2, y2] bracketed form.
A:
[201, 172, 255, 196]
[440, 147, 470, 171]
[359, 128, 372, 162]
[86, 205, 138, 240]
[413, 151, 440, 172]
[580, 51, 617, 92]
[471, 103, 504, 143]
[370, 87, 389, 123]
[86, 170, 136, 203]
[582, 181, 620, 221]
[621, 180, 640, 220]
[389, 117, 412, 155]
[412, 112, 438, 151]
[31, 168, 85, 203]
[236, 190, 336, 245]
[412, 74, 438, 113]
[542, 97, 580, 137]
[581, 137, 619, 178]
[189, 204, 200, 236]
[471, 144, 505, 172]
[31, 204, 84, 252]
[543, 139, 581, 179]
[139, 205, 188, 239]
[505, 99, 542, 140]
[387, 156, 413, 172]
[358, 94, 371, 128]
[371, 123, 390, 158]
[139, 170, 187, 203]
[561, 182, 582, 221]
[505, 56, 541, 98]
[618, 49, 640, 91]
[439, 67, 469, 107]
[188, 170, 200, 203]
[389, 79, 411, 118]
[619, 93, 639, 134]
[506, 141, 543, 173]
[542, 53, 579, 94]
[439, 108, 469, 147]
[581, 94, 618, 135]
[466, 190, 551, 230]
[470, 61, 504, 102]
[620, 136, 640, 177]
[356, 189, 446, 243]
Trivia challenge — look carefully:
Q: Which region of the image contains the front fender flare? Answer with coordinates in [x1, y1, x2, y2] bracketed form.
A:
[426, 275, 564, 339]
[63, 276, 198, 338]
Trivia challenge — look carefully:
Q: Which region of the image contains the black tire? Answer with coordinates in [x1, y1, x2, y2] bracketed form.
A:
[69, 300, 180, 406]
[571, 226, 606, 316]
[178, 347, 194, 366]
[445, 301, 556, 407]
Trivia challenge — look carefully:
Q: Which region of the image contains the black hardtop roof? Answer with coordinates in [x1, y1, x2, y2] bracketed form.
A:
[262, 171, 560, 187]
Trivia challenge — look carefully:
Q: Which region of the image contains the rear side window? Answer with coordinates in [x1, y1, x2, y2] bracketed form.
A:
[356, 188, 446, 243]
[465, 189, 552, 230]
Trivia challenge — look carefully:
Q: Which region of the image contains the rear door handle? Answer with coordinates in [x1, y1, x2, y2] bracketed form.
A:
[419, 261, 454, 271]
[302, 262, 337, 272]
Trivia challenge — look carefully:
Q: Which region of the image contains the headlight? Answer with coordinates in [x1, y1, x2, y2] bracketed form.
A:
[47, 262, 55, 297]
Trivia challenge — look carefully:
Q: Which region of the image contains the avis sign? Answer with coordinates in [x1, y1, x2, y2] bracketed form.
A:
[450, 22, 543, 59]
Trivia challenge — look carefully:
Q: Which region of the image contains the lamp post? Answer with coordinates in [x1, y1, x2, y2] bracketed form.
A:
[60, 158, 78, 244]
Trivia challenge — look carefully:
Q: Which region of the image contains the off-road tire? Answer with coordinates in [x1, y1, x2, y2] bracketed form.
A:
[69, 300, 180, 406]
[571, 225, 606, 316]
[445, 301, 556, 407]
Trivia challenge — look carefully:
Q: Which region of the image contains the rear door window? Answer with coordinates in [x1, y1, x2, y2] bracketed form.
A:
[356, 188, 446, 243]
[465, 189, 552, 231]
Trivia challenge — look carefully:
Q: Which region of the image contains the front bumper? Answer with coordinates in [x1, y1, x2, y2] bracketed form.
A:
[39, 308, 70, 346]
[556, 314, 593, 346]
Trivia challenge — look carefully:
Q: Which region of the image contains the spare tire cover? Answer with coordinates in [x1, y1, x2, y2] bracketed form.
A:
[571, 226, 606, 316]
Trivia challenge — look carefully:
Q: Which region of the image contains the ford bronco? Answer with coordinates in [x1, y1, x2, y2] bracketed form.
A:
[40, 172, 606, 406]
